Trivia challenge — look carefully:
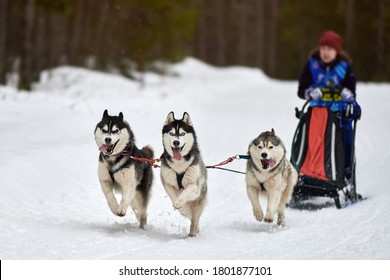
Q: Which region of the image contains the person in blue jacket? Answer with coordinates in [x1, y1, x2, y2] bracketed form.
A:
[298, 30, 356, 111]
[297, 30, 359, 180]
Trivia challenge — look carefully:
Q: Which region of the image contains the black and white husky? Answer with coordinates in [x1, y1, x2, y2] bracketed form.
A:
[246, 129, 298, 226]
[94, 110, 153, 229]
[160, 112, 207, 237]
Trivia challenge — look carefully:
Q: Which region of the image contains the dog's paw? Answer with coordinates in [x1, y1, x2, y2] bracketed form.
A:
[115, 205, 127, 217]
[264, 216, 274, 223]
[173, 198, 186, 210]
[277, 214, 285, 226]
[253, 208, 264, 222]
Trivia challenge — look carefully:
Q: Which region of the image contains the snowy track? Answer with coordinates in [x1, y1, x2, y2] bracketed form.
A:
[0, 59, 389, 259]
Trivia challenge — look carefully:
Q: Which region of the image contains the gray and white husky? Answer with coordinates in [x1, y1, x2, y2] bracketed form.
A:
[246, 129, 298, 226]
[160, 112, 207, 237]
[94, 110, 153, 229]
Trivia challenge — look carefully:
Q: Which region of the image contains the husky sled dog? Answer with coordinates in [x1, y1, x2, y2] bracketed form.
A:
[160, 112, 207, 237]
[94, 110, 153, 229]
[246, 129, 298, 226]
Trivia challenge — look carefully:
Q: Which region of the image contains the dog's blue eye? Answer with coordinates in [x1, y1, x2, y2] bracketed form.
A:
[179, 132, 186, 136]
[169, 132, 175, 136]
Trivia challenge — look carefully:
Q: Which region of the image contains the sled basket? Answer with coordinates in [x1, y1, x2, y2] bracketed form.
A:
[290, 100, 363, 209]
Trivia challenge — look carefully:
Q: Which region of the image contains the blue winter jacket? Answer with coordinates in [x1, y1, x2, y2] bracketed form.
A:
[298, 51, 356, 111]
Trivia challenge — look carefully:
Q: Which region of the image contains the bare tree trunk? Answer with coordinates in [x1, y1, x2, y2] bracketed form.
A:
[0, 0, 8, 84]
[68, 0, 84, 66]
[33, 8, 45, 83]
[95, 1, 110, 70]
[377, 0, 387, 79]
[237, 0, 248, 65]
[19, 0, 35, 91]
[255, 0, 265, 69]
[215, 0, 225, 66]
[45, 13, 55, 69]
[81, 0, 94, 68]
[345, 0, 355, 50]
[267, 0, 278, 76]
[195, 0, 207, 62]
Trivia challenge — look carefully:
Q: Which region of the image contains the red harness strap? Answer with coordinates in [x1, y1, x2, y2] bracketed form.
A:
[206, 155, 238, 169]
[129, 156, 161, 168]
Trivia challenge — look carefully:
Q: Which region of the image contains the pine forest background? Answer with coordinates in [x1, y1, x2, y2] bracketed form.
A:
[0, 0, 389, 90]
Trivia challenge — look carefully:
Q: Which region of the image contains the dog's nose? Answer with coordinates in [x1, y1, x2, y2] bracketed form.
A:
[261, 152, 268, 159]
[105, 137, 112, 144]
[173, 140, 180, 147]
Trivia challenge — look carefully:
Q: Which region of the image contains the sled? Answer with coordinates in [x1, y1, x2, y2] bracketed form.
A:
[289, 96, 365, 209]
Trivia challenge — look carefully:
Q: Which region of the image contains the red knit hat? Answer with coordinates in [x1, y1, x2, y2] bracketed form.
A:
[319, 31, 343, 52]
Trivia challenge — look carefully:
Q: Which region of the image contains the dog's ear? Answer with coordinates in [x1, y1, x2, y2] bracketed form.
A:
[165, 111, 175, 125]
[182, 112, 192, 126]
[271, 128, 275, 135]
[103, 109, 109, 119]
[118, 112, 124, 121]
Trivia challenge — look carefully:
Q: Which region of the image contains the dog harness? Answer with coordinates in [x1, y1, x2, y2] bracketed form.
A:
[105, 144, 152, 181]
[109, 158, 131, 180]
[159, 152, 185, 190]
[176, 173, 185, 190]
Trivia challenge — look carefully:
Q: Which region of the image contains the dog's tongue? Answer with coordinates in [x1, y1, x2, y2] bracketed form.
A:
[99, 144, 113, 154]
[172, 148, 182, 160]
[261, 159, 276, 169]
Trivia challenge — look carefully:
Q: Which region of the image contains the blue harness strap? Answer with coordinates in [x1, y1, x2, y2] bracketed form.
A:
[109, 158, 131, 181]
[109, 158, 151, 180]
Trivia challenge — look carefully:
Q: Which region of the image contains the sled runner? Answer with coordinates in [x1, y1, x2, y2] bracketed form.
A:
[290, 93, 364, 209]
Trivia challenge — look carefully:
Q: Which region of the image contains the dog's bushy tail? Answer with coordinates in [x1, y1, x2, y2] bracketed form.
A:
[139, 145, 154, 209]
[142, 145, 154, 159]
